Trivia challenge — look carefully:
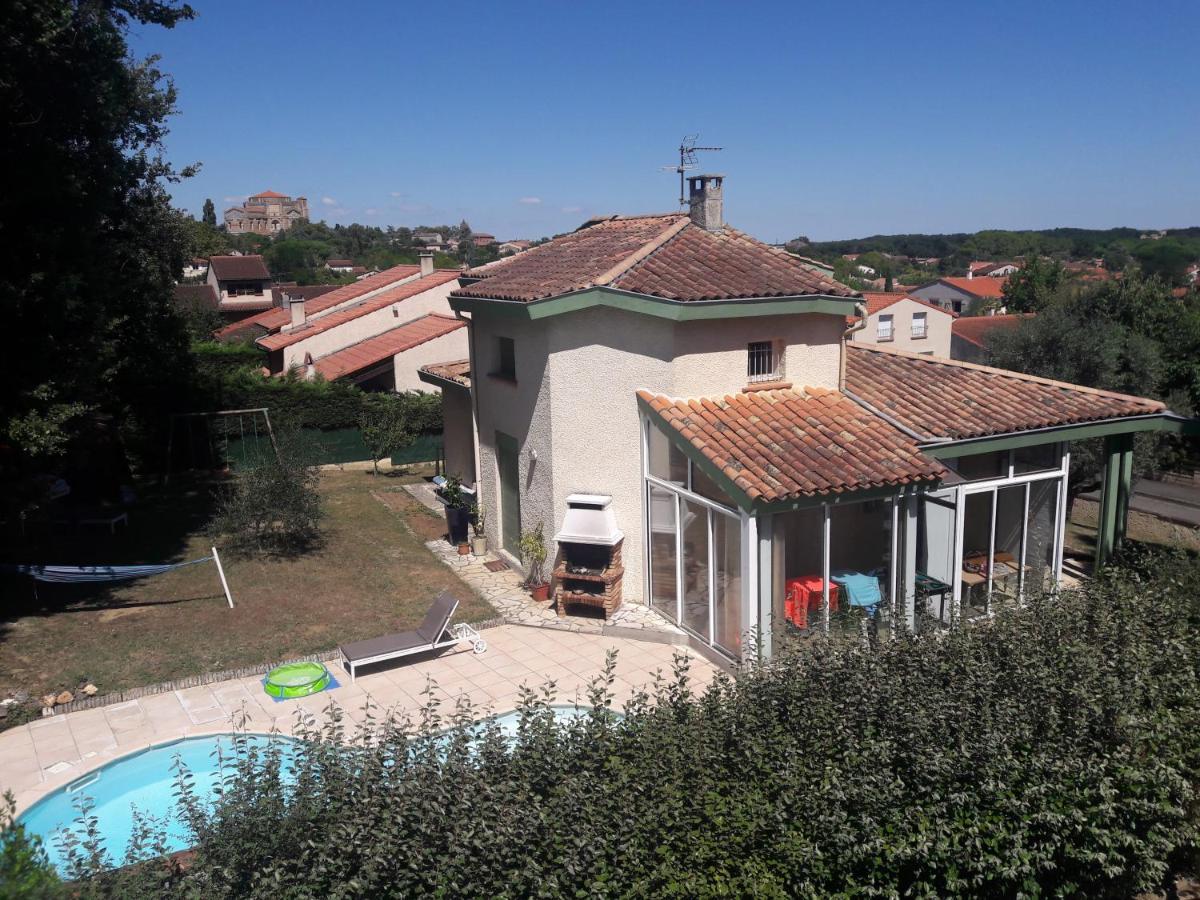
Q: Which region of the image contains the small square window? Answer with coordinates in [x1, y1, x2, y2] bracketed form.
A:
[494, 336, 516, 380]
[747, 341, 781, 383]
[877, 314, 894, 341]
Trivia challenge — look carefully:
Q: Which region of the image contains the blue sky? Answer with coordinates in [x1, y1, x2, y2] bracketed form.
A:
[132, 0, 1200, 242]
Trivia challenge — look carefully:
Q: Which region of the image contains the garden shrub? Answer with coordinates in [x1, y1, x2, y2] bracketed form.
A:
[10, 551, 1200, 897]
[210, 437, 323, 557]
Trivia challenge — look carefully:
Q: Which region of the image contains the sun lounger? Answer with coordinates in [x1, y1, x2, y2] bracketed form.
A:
[338, 590, 486, 681]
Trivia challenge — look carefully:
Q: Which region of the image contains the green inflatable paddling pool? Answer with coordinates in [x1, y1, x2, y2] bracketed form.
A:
[264, 662, 331, 699]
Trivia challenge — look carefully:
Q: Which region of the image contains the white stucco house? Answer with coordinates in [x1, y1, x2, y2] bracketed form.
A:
[214, 253, 469, 394]
[847, 292, 955, 357]
[426, 175, 1191, 663]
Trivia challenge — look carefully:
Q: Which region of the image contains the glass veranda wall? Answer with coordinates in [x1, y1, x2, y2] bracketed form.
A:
[644, 418, 751, 659]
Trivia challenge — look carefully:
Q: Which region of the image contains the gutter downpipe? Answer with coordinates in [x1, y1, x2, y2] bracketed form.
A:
[454, 307, 485, 492]
[839, 300, 868, 391]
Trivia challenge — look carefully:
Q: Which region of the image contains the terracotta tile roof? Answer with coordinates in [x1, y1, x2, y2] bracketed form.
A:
[269, 285, 338, 307]
[326, 258, 353, 267]
[258, 269, 461, 352]
[250, 190, 287, 199]
[951, 313, 1032, 349]
[419, 359, 471, 388]
[209, 255, 271, 281]
[312, 314, 465, 381]
[173, 284, 218, 311]
[213, 264, 421, 339]
[929, 276, 1008, 300]
[844, 344, 1165, 441]
[453, 214, 854, 303]
[639, 387, 945, 504]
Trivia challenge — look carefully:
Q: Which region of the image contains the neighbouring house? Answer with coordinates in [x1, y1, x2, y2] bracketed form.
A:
[848, 292, 955, 356]
[969, 261, 1020, 278]
[499, 240, 533, 256]
[910, 274, 1008, 314]
[418, 360, 475, 484]
[206, 255, 275, 320]
[224, 190, 309, 235]
[414, 231, 444, 246]
[254, 253, 467, 392]
[951, 313, 1033, 364]
[472, 233, 497, 247]
[326, 258, 355, 273]
[431, 172, 1193, 664]
[182, 257, 209, 279]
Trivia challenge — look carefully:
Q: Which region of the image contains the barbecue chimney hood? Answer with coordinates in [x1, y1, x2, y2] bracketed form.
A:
[555, 494, 623, 546]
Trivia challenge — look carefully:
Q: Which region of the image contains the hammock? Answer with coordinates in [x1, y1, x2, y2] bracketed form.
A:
[1, 557, 212, 583]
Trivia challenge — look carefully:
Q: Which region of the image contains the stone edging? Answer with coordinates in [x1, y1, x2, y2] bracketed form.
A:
[47, 616, 507, 718]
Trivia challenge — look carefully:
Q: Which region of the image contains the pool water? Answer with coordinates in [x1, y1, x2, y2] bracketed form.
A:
[18, 706, 600, 873]
[18, 734, 299, 873]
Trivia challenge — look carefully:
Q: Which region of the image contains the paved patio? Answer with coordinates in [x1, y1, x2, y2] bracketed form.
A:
[1, 625, 720, 814]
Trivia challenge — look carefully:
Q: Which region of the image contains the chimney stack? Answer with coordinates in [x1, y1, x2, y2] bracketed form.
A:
[688, 174, 724, 232]
[288, 294, 306, 328]
[419, 250, 434, 277]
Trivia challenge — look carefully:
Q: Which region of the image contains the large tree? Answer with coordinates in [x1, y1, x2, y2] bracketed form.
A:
[201, 197, 217, 227]
[0, 0, 197, 476]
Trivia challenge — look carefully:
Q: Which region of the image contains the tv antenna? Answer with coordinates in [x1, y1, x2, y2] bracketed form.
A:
[660, 134, 722, 208]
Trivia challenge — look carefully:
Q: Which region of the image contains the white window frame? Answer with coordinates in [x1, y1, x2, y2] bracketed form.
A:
[876, 314, 894, 342]
[912, 311, 928, 339]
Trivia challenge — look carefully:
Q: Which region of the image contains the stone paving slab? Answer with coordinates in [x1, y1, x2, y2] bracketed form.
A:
[0, 625, 718, 815]
[423, 538, 684, 637]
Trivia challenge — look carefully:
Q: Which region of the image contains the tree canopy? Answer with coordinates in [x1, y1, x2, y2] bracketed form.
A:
[0, 0, 198, 483]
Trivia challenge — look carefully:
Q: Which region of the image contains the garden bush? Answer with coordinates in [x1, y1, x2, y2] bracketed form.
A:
[8, 549, 1200, 897]
[210, 438, 323, 557]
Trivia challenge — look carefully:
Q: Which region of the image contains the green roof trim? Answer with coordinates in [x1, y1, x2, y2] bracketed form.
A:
[921, 413, 1198, 458]
[450, 286, 860, 322]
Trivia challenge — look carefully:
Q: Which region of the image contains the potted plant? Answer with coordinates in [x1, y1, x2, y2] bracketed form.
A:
[439, 475, 471, 548]
[469, 503, 488, 556]
[519, 523, 550, 602]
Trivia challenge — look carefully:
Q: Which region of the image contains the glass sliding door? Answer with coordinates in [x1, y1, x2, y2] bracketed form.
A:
[647, 485, 678, 620]
[1024, 480, 1058, 595]
[712, 512, 742, 655]
[681, 500, 710, 641]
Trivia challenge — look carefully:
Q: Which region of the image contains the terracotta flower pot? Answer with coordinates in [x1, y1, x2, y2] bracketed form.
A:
[530, 583, 550, 602]
[457, 542, 470, 555]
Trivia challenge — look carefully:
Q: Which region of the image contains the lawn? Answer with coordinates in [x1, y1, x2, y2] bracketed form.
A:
[0, 469, 491, 708]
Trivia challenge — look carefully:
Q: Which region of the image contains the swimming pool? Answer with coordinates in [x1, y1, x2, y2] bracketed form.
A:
[18, 706, 598, 873]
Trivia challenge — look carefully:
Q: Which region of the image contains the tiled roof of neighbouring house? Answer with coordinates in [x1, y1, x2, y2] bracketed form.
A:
[212, 264, 422, 339]
[452, 213, 855, 303]
[844, 344, 1165, 441]
[927, 276, 1008, 300]
[312, 314, 465, 381]
[208, 255, 271, 281]
[173, 284, 219, 311]
[419, 359, 471, 388]
[951, 313, 1033, 349]
[638, 387, 946, 503]
[258, 269, 462, 352]
[326, 258, 353, 267]
[269, 285, 338, 307]
[250, 190, 287, 199]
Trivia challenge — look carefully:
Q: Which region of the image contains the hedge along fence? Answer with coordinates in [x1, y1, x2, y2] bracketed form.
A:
[45, 548, 1200, 898]
[224, 428, 443, 468]
[187, 344, 445, 467]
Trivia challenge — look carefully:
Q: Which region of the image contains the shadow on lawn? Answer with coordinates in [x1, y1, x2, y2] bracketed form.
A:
[0, 473, 226, 637]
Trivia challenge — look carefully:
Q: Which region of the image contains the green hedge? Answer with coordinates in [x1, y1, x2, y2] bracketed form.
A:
[28, 548, 1200, 896]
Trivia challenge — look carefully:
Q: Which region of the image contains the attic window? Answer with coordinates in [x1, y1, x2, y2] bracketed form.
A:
[877, 314, 894, 342]
[747, 341, 781, 383]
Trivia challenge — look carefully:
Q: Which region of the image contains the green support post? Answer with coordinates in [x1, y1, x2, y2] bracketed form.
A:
[1114, 433, 1134, 551]
[1096, 433, 1135, 568]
